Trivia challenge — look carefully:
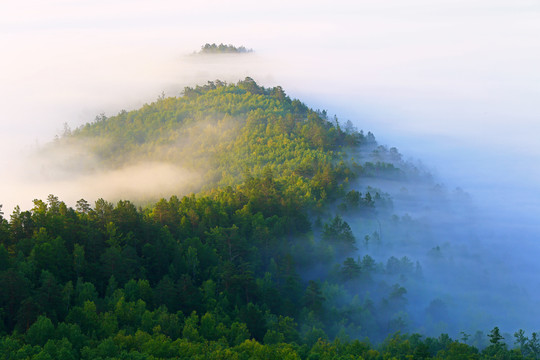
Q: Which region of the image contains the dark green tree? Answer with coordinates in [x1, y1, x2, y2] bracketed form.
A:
[322, 215, 356, 253]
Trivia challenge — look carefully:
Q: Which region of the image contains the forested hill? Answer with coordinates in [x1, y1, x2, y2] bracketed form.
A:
[0, 79, 536, 359]
[67, 77, 371, 206]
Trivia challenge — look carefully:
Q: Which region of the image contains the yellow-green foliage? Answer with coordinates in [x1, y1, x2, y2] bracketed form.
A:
[69, 78, 363, 206]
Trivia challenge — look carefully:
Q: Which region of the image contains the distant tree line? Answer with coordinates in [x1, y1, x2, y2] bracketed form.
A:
[198, 43, 253, 54]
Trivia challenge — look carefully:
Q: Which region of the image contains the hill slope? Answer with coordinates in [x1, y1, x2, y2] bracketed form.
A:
[65, 77, 365, 204]
[0, 79, 534, 359]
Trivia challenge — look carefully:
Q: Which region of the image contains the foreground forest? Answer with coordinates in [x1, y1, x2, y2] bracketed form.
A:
[0, 79, 538, 359]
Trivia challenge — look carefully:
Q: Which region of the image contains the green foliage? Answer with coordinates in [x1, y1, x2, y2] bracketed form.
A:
[63, 78, 359, 209]
[0, 79, 534, 358]
[26, 316, 54, 347]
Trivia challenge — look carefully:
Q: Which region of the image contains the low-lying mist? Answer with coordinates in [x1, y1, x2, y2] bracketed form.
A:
[2, 0, 539, 345]
[3, 149, 200, 214]
[2, 110, 250, 213]
[341, 144, 540, 339]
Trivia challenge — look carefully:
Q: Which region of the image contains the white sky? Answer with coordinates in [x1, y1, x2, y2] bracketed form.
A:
[1, 0, 539, 220]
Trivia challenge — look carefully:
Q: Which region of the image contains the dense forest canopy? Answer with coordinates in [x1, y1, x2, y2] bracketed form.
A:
[0, 78, 537, 359]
